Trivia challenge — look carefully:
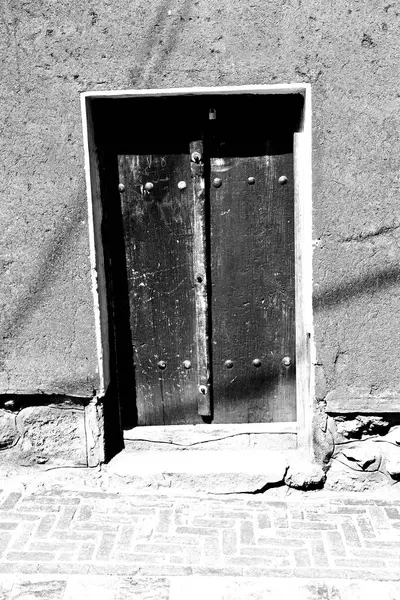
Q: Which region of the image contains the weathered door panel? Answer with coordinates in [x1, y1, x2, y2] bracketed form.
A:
[210, 144, 296, 423]
[118, 152, 208, 425]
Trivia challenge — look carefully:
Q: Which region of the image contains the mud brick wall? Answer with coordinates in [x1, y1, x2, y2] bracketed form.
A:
[1, 0, 400, 469]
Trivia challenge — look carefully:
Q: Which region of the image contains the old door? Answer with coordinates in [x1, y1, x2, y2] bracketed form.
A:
[118, 112, 296, 425]
[208, 112, 296, 424]
[118, 140, 209, 426]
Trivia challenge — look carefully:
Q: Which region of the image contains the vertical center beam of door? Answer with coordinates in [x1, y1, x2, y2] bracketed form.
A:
[190, 140, 211, 417]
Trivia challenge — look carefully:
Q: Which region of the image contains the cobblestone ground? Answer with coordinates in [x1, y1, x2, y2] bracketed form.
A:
[0, 483, 400, 598]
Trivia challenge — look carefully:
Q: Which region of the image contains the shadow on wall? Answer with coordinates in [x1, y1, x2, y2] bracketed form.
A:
[128, 0, 195, 88]
[313, 265, 400, 310]
[0, 182, 88, 370]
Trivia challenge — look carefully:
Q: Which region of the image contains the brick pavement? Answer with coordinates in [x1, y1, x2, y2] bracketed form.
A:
[0, 485, 400, 597]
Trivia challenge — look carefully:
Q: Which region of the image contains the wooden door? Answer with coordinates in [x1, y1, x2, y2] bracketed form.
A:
[209, 133, 296, 424]
[118, 145, 209, 425]
[118, 121, 296, 425]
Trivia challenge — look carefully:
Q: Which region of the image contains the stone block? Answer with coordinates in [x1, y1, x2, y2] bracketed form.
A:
[335, 416, 390, 439]
[106, 450, 288, 494]
[284, 459, 325, 490]
[314, 365, 327, 401]
[325, 457, 388, 492]
[0, 410, 19, 449]
[382, 425, 400, 446]
[340, 444, 381, 471]
[383, 448, 400, 479]
[16, 405, 87, 466]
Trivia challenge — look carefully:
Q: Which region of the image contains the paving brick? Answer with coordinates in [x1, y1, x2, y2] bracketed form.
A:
[5, 551, 55, 561]
[0, 493, 21, 510]
[339, 520, 361, 547]
[56, 507, 77, 530]
[290, 521, 337, 530]
[28, 541, 78, 552]
[368, 505, 391, 529]
[272, 508, 288, 529]
[137, 565, 193, 576]
[351, 548, 400, 559]
[77, 543, 96, 561]
[58, 552, 75, 562]
[289, 508, 304, 520]
[35, 514, 57, 538]
[257, 513, 271, 529]
[240, 546, 289, 557]
[88, 564, 139, 575]
[0, 532, 11, 555]
[153, 534, 199, 545]
[334, 558, 387, 568]
[134, 543, 183, 554]
[240, 521, 255, 545]
[247, 501, 287, 508]
[23, 496, 81, 506]
[325, 530, 346, 556]
[258, 537, 305, 547]
[52, 531, 99, 541]
[74, 522, 119, 532]
[68, 491, 120, 499]
[294, 548, 311, 567]
[0, 512, 40, 522]
[115, 552, 167, 563]
[175, 526, 217, 536]
[310, 539, 329, 567]
[9, 522, 35, 550]
[329, 506, 366, 514]
[1, 485, 400, 582]
[203, 534, 220, 562]
[365, 540, 400, 548]
[278, 529, 323, 539]
[180, 545, 202, 565]
[211, 511, 250, 520]
[156, 508, 173, 533]
[95, 532, 117, 560]
[0, 523, 18, 530]
[357, 515, 376, 539]
[222, 528, 237, 556]
[193, 565, 244, 576]
[385, 507, 400, 519]
[112, 506, 157, 516]
[76, 505, 93, 521]
[19, 504, 61, 513]
[228, 556, 291, 567]
[115, 525, 135, 551]
[194, 518, 235, 528]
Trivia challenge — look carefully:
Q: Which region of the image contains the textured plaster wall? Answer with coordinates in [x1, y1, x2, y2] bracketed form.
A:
[1, 0, 400, 408]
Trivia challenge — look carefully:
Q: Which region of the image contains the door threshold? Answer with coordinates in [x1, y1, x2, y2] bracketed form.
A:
[123, 422, 298, 452]
[106, 448, 298, 494]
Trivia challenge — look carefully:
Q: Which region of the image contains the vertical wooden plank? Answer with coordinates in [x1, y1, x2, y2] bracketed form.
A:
[189, 141, 211, 416]
[118, 152, 204, 425]
[210, 143, 296, 423]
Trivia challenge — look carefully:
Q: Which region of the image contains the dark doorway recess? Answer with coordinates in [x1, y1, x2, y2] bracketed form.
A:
[91, 94, 303, 428]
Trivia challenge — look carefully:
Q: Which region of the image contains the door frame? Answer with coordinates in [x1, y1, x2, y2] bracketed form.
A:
[81, 84, 314, 456]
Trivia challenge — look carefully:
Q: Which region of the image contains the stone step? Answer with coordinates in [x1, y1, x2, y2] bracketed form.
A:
[123, 423, 297, 452]
[105, 449, 294, 493]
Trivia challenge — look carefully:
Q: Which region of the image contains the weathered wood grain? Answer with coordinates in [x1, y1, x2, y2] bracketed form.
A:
[189, 140, 211, 416]
[210, 143, 296, 423]
[118, 153, 203, 425]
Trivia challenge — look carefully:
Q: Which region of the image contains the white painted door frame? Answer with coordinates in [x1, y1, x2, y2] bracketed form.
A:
[81, 84, 314, 456]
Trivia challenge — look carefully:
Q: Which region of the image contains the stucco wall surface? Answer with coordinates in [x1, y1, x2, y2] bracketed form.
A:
[1, 0, 400, 407]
